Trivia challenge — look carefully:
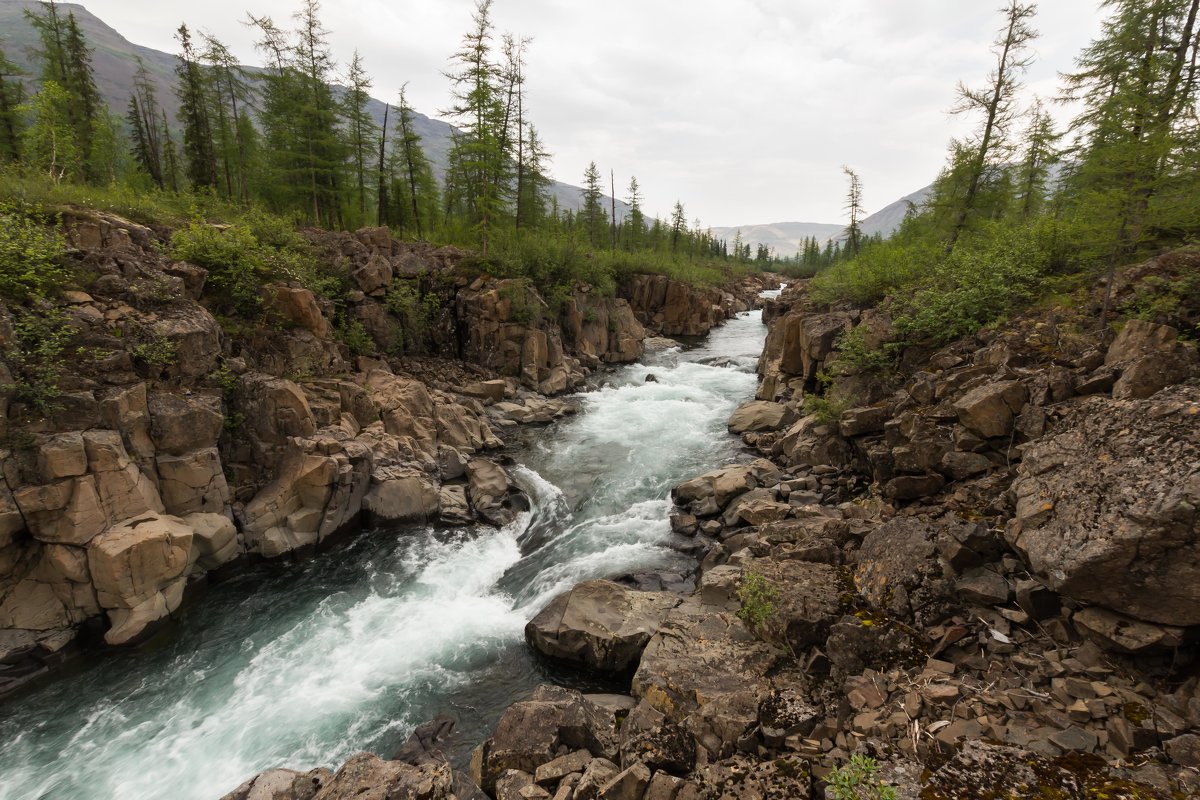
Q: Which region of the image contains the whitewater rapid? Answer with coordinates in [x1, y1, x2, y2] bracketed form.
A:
[0, 302, 775, 800]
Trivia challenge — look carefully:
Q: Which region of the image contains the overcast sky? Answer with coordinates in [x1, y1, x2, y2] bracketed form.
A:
[82, 0, 1103, 227]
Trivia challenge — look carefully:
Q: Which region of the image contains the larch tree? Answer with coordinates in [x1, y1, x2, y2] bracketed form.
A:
[201, 33, 254, 202]
[516, 123, 551, 230]
[842, 165, 865, 257]
[1015, 98, 1058, 219]
[1060, 0, 1200, 322]
[127, 58, 164, 188]
[946, 1, 1039, 250]
[390, 84, 439, 237]
[342, 50, 379, 226]
[443, 0, 508, 253]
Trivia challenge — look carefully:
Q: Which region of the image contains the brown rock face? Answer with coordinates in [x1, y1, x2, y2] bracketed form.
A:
[1008, 384, 1200, 626]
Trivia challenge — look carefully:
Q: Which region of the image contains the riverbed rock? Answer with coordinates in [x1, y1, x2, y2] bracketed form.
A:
[472, 685, 618, 793]
[727, 400, 793, 433]
[525, 581, 683, 672]
[632, 600, 781, 720]
[1007, 384, 1200, 626]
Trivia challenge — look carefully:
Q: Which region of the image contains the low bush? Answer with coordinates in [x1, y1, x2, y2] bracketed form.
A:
[0, 202, 70, 303]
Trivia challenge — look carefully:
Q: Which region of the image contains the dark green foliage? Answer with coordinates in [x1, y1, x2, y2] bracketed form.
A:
[0, 47, 24, 163]
[0, 202, 72, 417]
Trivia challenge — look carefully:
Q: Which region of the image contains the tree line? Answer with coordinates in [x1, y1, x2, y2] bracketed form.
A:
[813, 0, 1200, 337]
[0, 0, 785, 273]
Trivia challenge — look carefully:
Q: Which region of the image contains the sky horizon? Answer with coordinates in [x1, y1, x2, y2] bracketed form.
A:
[65, 1, 1101, 226]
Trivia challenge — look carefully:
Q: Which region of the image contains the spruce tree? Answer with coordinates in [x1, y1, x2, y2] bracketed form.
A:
[0, 47, 24, 162]
[175, 24, 219, 191]
[670, 201, 687, 252]
[625, 176, 645, 250]
[581, 161, 605, 247]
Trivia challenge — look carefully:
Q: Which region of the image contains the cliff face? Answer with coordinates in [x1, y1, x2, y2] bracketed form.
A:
[0, 210, 773, 695]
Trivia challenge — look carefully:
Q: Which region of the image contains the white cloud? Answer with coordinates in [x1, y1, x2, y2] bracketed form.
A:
[82, 0, 1103, 225]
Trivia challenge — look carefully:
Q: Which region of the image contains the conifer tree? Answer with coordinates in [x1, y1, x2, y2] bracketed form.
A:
[516, 124, 551, 230]
[625, 176, 645, 250]
[581, 161, 605, 246]
[342, 50, 379, 226]
[842, 165, 865, 256]
[175, 24, 219, 191]
[126, 59, 164, 188]
[390, 84, 439, 237]
[0, 47, 24, 162]
[201, 33, 253, 202]
[1061, 0, 1200, 322]
[444, 0, 509, 253]
[946, 1, 1039, 250]
[670, 201, 687, 252]
[1015, 98, 1058, 218]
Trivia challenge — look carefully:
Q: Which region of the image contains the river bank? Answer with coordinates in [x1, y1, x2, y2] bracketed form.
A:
[0, 210, 782, 799]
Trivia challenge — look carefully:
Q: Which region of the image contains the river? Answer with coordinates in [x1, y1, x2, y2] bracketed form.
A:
[0, 296, 778, 800]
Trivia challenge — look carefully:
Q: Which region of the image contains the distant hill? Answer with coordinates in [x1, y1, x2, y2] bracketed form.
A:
[0, 0, 623, 216]
[712, 183, 934, 257]
[708, 221, 846, 256]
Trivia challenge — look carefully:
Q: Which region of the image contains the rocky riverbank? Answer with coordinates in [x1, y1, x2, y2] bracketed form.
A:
[222, 250, 1200, 799]
[0, 209, 777, 695]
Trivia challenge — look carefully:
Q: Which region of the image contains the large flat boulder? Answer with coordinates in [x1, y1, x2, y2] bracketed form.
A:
[632, 600, 781, 721]
[1008, 385, 1200, 626]
[525, 581, 682, 672]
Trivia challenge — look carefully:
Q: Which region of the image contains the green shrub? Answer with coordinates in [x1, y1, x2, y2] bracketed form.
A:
[827, 755, 897, 800]
[810, 238, 936, 307]
[336, 319, 374, 356]
[171, 221, 265, 314]
[171, 217, 340, 316]
[129, 335, 177, 369]
[3, 306, 74, 416]
[890, 225, 1047, 345]
[0, 202, 69, 303]
[737, 569, 781, 631]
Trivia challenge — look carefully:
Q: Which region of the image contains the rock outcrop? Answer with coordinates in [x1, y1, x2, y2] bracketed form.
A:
[0, 211, 777, 693]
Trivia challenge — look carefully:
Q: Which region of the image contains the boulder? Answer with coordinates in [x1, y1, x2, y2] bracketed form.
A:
[856, 517, 954, 626]
[87, 512, 193, 610]
[741, 558, 843, 651]
[266, 284, 330, 338]
[1008, 385, 1200, 625]
[632, 600, 781, 720]
[953, 380, 1028, 439]
[363, 473, 440, 526]
[525, 581, 682, 672]
[726, 401, 793, 433]
[472, 685, 617, 793]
